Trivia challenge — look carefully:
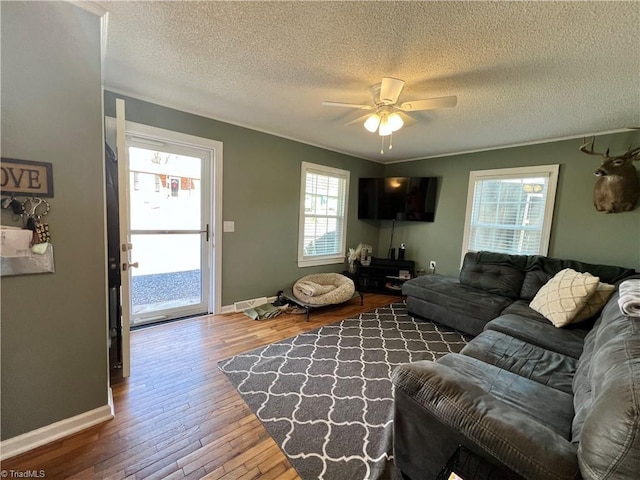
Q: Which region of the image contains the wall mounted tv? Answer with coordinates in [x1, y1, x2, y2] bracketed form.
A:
[358, 177, 437, 222]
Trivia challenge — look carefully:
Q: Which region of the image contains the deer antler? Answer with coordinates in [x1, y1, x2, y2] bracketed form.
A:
[580, 137, 609, 158]
[619, 145, 640, 162]
[580, 137, 640, 161]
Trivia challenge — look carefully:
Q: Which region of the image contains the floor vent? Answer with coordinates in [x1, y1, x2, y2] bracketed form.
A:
[233, 297, 268, 313]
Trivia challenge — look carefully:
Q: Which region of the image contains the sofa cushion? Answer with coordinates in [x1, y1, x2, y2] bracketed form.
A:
[486, 314, 589, 359]
[521, 269, 628, 302]
[572, 290, 640, 479]
[392, 358, 580, 480]
[461, 329, 578, 394]
[471, 251, 636, 300]
[502, 300, 599, 336]
[459, 252, 525, 298]
[406, 296, 487, 336]
[530, 269, 599, 327]
[402, 274, 514, 323]
[520, 269, 553, 300]
[501, 299, 549, 321]
[571, 325, 594, 444]
[436, 354, 575, 439]
[572, 282, 615, 324]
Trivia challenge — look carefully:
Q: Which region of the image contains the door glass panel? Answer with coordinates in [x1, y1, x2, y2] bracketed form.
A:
[130, 233, 202, 318]
[129, 147, 202, 231]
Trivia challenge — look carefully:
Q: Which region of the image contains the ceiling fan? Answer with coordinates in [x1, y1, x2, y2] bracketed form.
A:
[322, 77, 457, 153]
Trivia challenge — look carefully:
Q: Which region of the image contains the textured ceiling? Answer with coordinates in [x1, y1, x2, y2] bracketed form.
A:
[97, 1, 640, 163]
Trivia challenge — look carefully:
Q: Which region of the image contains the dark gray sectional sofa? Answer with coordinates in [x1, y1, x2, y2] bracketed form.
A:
[402, 251, 635, 337]
[392, 251, 639, 480]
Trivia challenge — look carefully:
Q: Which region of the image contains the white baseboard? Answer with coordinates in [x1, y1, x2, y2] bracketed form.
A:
[222, 295, 278, 315]
[0, 388, 115, 461]
[233, 297, 268, 312]
[220, 304, 235, 314]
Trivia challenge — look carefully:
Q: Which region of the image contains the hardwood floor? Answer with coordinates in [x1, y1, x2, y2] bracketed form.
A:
[2, 294, 398, 479]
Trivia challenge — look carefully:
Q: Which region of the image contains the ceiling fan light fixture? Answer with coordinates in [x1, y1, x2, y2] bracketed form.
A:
[378, 114, 393, 136]
[378, 111, 404, 136]
[364, 113, 381, 133]
[387, 112, 403, 132]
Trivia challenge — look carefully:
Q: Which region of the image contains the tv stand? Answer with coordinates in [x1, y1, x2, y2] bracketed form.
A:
[357, 257, 415, 295]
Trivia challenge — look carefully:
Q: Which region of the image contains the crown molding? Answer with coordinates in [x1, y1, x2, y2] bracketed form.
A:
[67, 1, 107, 17]
[384, 128, 637, 165]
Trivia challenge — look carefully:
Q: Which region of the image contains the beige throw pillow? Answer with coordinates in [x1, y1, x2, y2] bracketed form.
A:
[572, 282, 615, 323]
[530, 268, 600, 327]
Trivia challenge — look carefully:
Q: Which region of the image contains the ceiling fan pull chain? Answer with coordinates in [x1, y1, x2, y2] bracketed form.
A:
[380, 136, 385, 155]
[389, 132, 393, 150]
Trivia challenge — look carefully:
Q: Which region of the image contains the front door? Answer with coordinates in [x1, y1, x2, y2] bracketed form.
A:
[126, 139, 211, 326]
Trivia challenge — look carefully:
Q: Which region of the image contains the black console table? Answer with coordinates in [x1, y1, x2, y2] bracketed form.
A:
[356, 257, 415, 295]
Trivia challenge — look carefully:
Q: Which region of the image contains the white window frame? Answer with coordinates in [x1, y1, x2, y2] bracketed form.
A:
[461, 164, 559, 264]
[298, 162, 350, 268]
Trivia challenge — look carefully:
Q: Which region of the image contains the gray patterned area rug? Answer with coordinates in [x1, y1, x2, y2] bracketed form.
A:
[219, 302, 470, 480]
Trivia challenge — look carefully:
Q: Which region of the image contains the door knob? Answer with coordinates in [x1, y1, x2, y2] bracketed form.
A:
[122, 262, 139, 271]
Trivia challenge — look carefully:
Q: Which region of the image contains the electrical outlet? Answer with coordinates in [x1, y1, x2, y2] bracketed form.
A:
[429, 260, 436, 274]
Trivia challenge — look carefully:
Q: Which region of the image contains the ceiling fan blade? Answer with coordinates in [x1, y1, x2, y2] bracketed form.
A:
[344, 113, 372, 127]
[379, 77, 405, 104]
[322, 101, 373, 110]
[398, 95, 457, 111]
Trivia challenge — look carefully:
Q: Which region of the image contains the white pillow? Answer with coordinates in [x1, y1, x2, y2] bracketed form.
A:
[572, 282, 615, 323]
[530, 268, 600, 327]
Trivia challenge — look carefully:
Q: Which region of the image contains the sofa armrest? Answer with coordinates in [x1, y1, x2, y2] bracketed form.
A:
[392, 361, 581, 480]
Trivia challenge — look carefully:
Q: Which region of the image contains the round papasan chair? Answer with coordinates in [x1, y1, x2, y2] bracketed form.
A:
[292, 273, 355, 306]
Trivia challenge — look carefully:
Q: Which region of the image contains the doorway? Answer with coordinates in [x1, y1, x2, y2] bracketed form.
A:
[105, 115, 223, 331]
[127, 141, 212, 326]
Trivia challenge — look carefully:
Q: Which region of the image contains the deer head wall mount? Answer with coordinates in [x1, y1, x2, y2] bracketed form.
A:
[579, 137, 640, 213]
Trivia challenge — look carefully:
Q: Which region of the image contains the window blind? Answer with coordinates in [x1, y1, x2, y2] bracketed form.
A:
[469, 175, 549, 255]
[298, 162, 350, 267]
[302, 169, 346, 258]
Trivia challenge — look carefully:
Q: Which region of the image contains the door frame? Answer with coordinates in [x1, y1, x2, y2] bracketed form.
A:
[106, 116, 224, 316]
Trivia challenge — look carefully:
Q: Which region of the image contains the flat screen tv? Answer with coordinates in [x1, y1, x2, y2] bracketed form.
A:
[358, 177, 437, 222]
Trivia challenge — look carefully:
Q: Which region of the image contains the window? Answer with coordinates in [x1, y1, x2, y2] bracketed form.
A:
[461, 165, 559, 260]
[298, 162, 350, 267]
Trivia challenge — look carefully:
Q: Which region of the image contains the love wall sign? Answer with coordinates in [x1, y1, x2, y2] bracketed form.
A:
[1, 158, 54, 197]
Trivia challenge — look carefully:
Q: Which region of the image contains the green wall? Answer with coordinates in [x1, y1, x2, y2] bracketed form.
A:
[103, 92, 384, 306]
[104, 91, 640, 303]
[1, 2, 108, 440]
[382, 131, 640, 276]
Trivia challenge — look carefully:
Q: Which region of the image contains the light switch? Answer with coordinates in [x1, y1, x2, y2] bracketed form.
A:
[223, 221, 235, 233]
